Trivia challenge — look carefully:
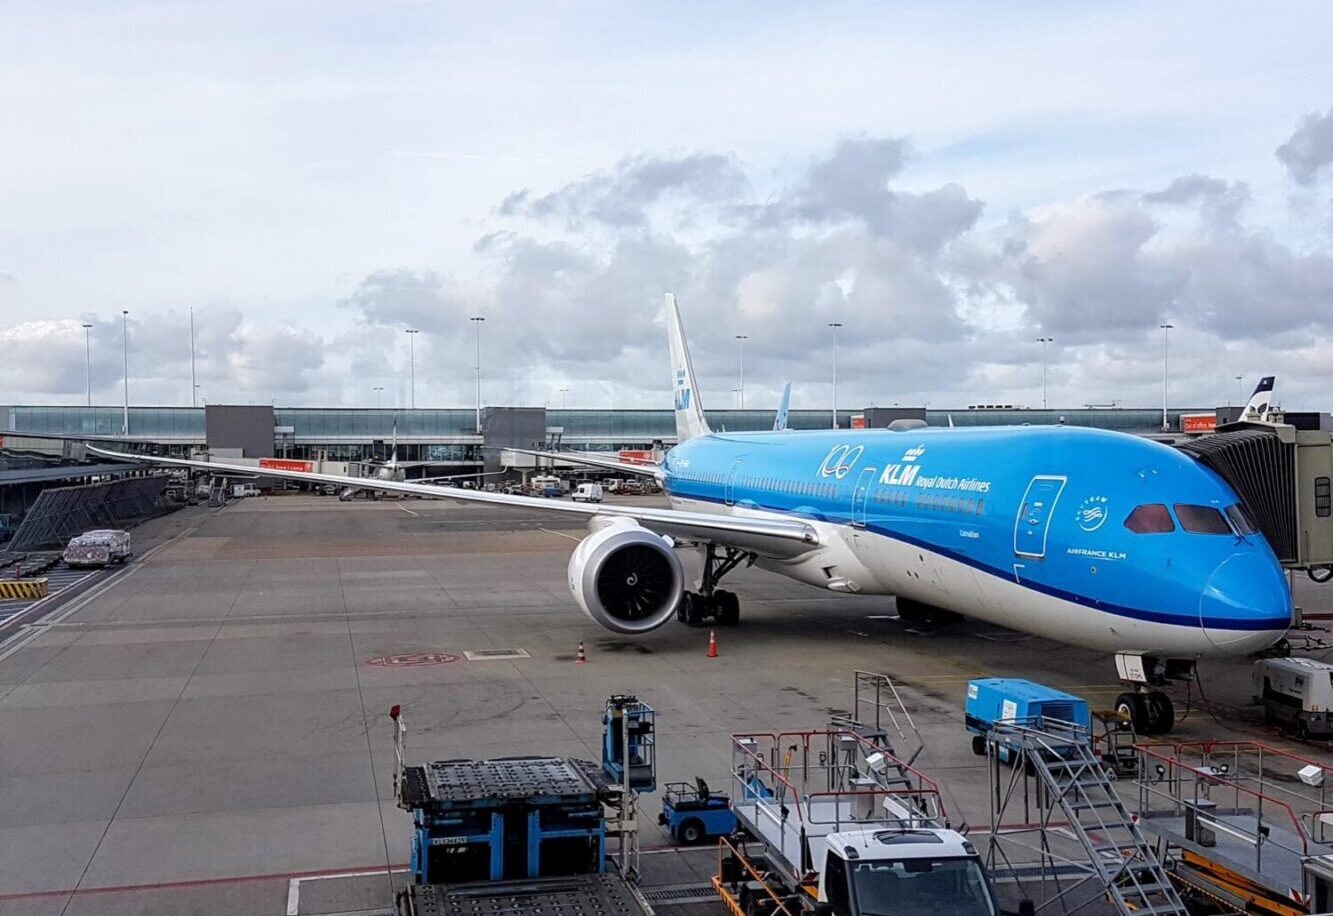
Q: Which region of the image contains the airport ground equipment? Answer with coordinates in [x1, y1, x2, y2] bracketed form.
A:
[1252, 657, 1333, 739]
[61, 529, 131, 568]
[985, 716, 1188, 916]
[715, 727, 1000, 915]
[1135, 740, 1333, 915]
[1091, 710, 1139, 780]
[389, 704, 655, 915]
[601, 695, 655, 880]
[966, 678, 1092, 759]
[658, 779, 735, 844]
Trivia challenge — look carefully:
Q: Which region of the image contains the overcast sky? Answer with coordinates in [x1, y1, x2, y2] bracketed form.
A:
[2, 1, 1332, 413]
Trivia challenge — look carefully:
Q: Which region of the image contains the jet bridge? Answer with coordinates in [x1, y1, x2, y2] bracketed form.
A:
[1176, 422, 1333, 579]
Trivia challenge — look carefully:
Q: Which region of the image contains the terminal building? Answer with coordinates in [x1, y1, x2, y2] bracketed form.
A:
[4, 402, 1220, 468]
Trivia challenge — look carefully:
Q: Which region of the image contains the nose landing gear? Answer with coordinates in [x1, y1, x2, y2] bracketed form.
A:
[1114, 652, 1191, 736]
[675, 545, 752, 628]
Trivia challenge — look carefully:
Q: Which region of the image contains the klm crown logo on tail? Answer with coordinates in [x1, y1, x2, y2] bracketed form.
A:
[674, 370, 691, 411]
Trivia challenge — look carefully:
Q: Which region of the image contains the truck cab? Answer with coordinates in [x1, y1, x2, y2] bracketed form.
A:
[722, 729, 1002, 915]
[817, 830, 998, 915]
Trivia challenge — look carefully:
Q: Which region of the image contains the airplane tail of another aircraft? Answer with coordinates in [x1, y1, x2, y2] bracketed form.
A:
[773, 382, 793, 431]
[665, 293, 711, 442]
[1242, 376, 1276, 421]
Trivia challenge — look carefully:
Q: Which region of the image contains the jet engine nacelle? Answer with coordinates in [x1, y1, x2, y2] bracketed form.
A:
[568, 518, 684, 634]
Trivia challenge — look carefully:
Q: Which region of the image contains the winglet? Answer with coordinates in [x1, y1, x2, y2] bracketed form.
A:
[1242, 376, 1276, 421]
[665, 293, 711, 442]
[773, 382, 793, 431]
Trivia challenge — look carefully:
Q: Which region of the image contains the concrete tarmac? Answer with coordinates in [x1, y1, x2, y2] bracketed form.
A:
[1, 494, 1330, 915]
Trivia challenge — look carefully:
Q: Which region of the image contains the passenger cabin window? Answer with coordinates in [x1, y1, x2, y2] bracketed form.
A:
[1174, 504, 1232, 535]
[1124, 504, 1175, 534]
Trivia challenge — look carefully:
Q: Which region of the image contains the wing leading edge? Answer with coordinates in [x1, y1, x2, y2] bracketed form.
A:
[88, 447, 819, 559]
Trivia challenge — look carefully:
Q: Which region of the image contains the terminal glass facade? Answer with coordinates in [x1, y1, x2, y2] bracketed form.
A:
[4, 404, 1208, 445]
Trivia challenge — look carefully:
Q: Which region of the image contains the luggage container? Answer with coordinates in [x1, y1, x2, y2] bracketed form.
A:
[965, 678, 1091, 760]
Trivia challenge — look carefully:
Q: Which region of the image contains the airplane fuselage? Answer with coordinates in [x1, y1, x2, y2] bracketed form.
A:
[660, 425, 1291, 658]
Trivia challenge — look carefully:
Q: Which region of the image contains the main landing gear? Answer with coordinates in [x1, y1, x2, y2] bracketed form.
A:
[676, 545, 753, 628]
[1113, 652, 1192, 736]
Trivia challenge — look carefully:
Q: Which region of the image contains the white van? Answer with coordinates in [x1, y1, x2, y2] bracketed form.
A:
[231, 483, 261, 498]
[1252, 657, 1333, 738]
[571, 483, 604, 503]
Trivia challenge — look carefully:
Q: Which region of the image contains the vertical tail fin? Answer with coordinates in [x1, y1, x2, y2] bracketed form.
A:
[389, 418, 399, 468]
[773, 382, 793, 431]
[1242, 376, 1275, 421]
[665, 293, 711, 442]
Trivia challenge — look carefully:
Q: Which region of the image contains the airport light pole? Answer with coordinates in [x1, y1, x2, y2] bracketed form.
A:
[470, 316, 485, 433]
[189, 307, 198, 407]
[735, 334, 748, 411]
[373, 386, 384, 409]
[121, 310, 130, 435]
[1159, 323, 1174, 432]
[404, 329, 419, 409]
[81, 323, 93, 407]
[1035, 337, 1053, 410]
[558, 386, 570, 410]
[828, 322, 842, 429]
[1234, 375, 1243, 406]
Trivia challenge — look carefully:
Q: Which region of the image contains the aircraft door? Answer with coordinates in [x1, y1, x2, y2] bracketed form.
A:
[851, 467, 876, 528]
[725, 460, 742, 507]
[1013, 475, 1067, 559]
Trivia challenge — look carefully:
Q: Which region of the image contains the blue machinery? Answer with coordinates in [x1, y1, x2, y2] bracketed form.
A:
[601, 695, 656, 792]
[391, 696, 657, 887]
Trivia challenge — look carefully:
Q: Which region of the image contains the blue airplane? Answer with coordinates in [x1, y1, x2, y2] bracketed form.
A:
[91, 295, 1291, 734]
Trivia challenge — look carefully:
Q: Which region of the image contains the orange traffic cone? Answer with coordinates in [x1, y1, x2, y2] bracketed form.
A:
[707, 630, 718, 658]
[576, 641, 586, 664]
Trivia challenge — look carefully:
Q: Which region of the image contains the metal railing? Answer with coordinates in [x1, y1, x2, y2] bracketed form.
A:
[1135, 740, 1333, 875]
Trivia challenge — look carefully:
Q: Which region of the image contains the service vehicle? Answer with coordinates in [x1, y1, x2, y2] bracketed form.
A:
[717, 728, 1002, 915]
[572, 483, 604, 503]
[1252, 656, 1333, 738]
[63, 529, 132, 568]
[965, 678, 1092, 760]
[658, 779, 734, 844]
[230, 483, 261, 498]
[531, 475, 564, 498]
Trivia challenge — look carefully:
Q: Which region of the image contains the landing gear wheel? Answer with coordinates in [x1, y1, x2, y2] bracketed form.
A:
[1115, 692, 1151, 734]
[971, 735, 987, 756]
[678, 818, 704, 845]
[1145, 691, 1175, 735]
[677, 593, 704, 626]
[715, 590, 740, 626]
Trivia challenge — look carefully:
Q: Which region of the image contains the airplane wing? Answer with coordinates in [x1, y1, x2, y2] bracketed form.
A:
[89, 447, 818, 558]
[498, 446, 661, 479]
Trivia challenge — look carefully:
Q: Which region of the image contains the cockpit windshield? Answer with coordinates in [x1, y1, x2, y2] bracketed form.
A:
[1225, 503, 1259, 536]
[851, 857, 997, 916]
[1174, 504, 1232, 535]
[1124, 504, 1175, 534]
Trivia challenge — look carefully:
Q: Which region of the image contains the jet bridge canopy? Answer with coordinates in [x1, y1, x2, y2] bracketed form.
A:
[1177, 425, 1333, 572]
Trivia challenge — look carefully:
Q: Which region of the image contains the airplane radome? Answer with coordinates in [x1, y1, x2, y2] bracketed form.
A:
[90, 294, 1291, 736]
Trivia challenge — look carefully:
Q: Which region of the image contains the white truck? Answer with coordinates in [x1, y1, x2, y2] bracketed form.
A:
[1252, 656, 1333, 739]
[231, 483, 261, 498]
[63, 530, 132, 568]
[571, 482, 604, 503]
[717, 728, 1002, 915]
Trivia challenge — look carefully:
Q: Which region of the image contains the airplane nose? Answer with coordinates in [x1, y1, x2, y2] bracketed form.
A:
[1199, 552, 1292, 651]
